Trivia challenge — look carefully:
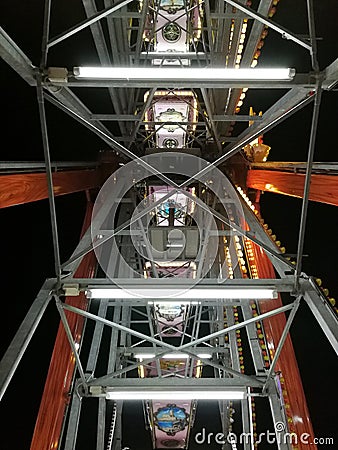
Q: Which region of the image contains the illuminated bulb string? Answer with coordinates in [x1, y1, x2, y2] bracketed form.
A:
[233, 1, 281, 115]
[236, 185, 301, 445]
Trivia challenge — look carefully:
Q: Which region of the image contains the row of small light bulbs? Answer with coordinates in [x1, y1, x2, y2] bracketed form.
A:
[226, 206, 260, 442]
[237, 184, 305, 447]
[238, 177, 298, 430]
[278, 373, 299, 445]
[237, 186, 286, 254]
[235, 182, 299, 445]
[227, 203, 248, 274]
[223, 234, 234, 279]
[315, 278, 338, 315]
[234, 0, 281, 114]
[228, 8, 288, 429]
[233, 3, 301, 433]
[224, 199, 289, 447]
[236, 186, 256, 212]
[247, 259, 298, 444]
[244, 239, 259, 279]
[237, 185, 337, 316]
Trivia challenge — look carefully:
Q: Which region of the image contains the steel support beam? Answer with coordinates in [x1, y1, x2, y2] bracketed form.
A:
[40, 0, 52, 68]
[61, 301, 294, 387]
[201, 88, 223, 154]
[0, 279, 54, 400]
[64, 386, 82, 450]
[306, 0, 319, 71]
[0, 161, 98, 171]
[47, 85, 114, 136]
[224, 0, 311, 51]
[91, 377, 260, 393]
[220, 88, 315, 163]
[241, 304, 266, 375]
[295, 84, 323, 279]
[81, 0, 127, 137]
[323, 57, 338, 90]
[111, 401, 123, 450]
[0, 26, 35, 85]
[63, 277, 297, 290]
[304, 280, 338, 356]
[268, 381, 292, 450]
[47, 0, 134, 48]
[264, 297, 301, 387]
[63, 75, 314, 89]
[97, 397, 106, 450]
[240, 0, 273, 66]
[36, 81, 62, 280]
[85, 300, 109, 374]
[44, 92, 178, 189]
[56, 301, 88, 387]
[241, 397, 254, 450]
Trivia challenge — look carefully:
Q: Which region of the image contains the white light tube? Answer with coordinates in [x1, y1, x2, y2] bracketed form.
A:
[86, 288, 277, 299]
[196, 353, 213, 359]
[134, 352, 212, 359]
[134, 353, 156, 359]
[163, 353, 190, 359]
[106, 390, 246, 400]
[73, 67, 295, 81]
[151, 301, 199, 305]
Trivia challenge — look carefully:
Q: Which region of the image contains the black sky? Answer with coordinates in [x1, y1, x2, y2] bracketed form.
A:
[1, 1, 338, 449]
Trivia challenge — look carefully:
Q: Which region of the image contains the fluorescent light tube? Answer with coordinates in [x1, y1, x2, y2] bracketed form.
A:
[87, 288, 277, 299]
[134, 352, 212, 359]
[106, 390, 246, 400]
[151, 301, 199, 305]
[73, 67, 295, 81]
[134, 353, 156, 359]
[196, 353, 212, 359]
[163, 353, 189, 359]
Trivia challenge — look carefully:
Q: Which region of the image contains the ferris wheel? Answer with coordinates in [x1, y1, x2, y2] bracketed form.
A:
[0, 1, 337, 450]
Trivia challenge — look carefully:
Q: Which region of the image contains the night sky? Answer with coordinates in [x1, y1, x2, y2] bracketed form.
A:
[1, 1, 338, 449]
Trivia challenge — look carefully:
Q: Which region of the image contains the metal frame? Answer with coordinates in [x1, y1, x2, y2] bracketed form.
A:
[1, 1, 338, 449]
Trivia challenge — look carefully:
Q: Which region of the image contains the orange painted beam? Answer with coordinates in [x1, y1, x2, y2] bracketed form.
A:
[0, 170, 101, 208]
[30, 202, 96, 450]
[247, 169, 338, 206]
[251, 242, 317, 449]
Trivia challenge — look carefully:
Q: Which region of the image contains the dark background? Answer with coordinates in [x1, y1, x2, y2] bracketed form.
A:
[1, 1, 338, 449]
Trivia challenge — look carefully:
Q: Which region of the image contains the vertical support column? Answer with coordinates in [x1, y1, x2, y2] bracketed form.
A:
[241, 397, 254, 450]
[112, 401, 123, 450]
[97, 397, 106, 450]
[36, 81, 62, 281]
[64, 387, 82, 450]
[268, 382, 292, 450]
[295, 84, 323, 279]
